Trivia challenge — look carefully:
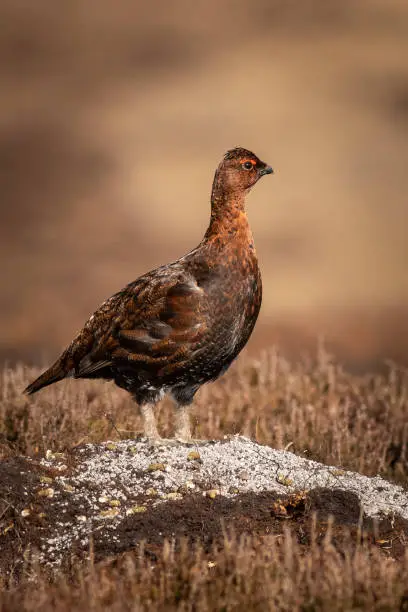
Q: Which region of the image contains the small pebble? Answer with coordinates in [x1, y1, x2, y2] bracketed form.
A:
[126, 505, 146, 515]
[76, 515, 87, 522]
[148, 463, 166, 472]
[187, 451, 201, 462]
[38, 487, 55, 498]
[277, 475, 293, 487]
[205, 489, 220, 499]
[99, 509, 119, 519]
[40, 476, 53, 484]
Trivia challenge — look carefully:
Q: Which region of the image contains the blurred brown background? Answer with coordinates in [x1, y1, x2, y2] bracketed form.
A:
[1, 0, 407, 370]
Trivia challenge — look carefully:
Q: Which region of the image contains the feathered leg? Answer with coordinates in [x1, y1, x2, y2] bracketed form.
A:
[173, 404, 206, 445]
[140, 404, 161, 441]
[174, 405, 192, 442]
[139, 401, 204, 446]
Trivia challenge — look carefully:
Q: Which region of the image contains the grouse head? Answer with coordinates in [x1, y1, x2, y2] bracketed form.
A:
[213, 147, 273, 198]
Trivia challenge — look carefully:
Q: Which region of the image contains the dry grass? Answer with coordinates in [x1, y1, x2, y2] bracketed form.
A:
[1, 347, 408, 610]
[2, 347, 407, 481]
[2, 529, 408, 612]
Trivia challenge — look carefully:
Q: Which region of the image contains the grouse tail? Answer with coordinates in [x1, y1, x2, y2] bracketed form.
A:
[24, 356, 71, 395]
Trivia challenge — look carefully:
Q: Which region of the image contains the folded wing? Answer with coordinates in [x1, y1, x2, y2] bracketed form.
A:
[75, 276, 206, 380]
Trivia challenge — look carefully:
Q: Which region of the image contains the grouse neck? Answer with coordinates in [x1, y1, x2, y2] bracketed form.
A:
[205, 172, 249, 239]
[207, 193, 247, 230]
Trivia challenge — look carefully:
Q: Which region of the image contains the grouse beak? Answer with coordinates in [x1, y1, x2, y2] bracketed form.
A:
[259, 165, 274, 177]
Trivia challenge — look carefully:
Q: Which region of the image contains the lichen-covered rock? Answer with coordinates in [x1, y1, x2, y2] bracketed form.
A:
[0, 436, 407, 571]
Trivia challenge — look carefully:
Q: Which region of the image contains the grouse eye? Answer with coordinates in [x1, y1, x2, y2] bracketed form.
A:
[243, 161, 254, 170]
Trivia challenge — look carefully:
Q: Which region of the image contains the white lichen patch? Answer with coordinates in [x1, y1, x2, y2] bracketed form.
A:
[21, 435, 407, 568]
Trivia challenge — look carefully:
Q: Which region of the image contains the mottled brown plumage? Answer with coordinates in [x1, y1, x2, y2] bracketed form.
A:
[25, 147, 273, 442]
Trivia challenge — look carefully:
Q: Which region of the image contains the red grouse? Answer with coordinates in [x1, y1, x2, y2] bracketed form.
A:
[25, 147, 273, 443]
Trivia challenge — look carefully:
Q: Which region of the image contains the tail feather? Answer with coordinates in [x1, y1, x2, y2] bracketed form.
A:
[24, 358, 70, 395]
